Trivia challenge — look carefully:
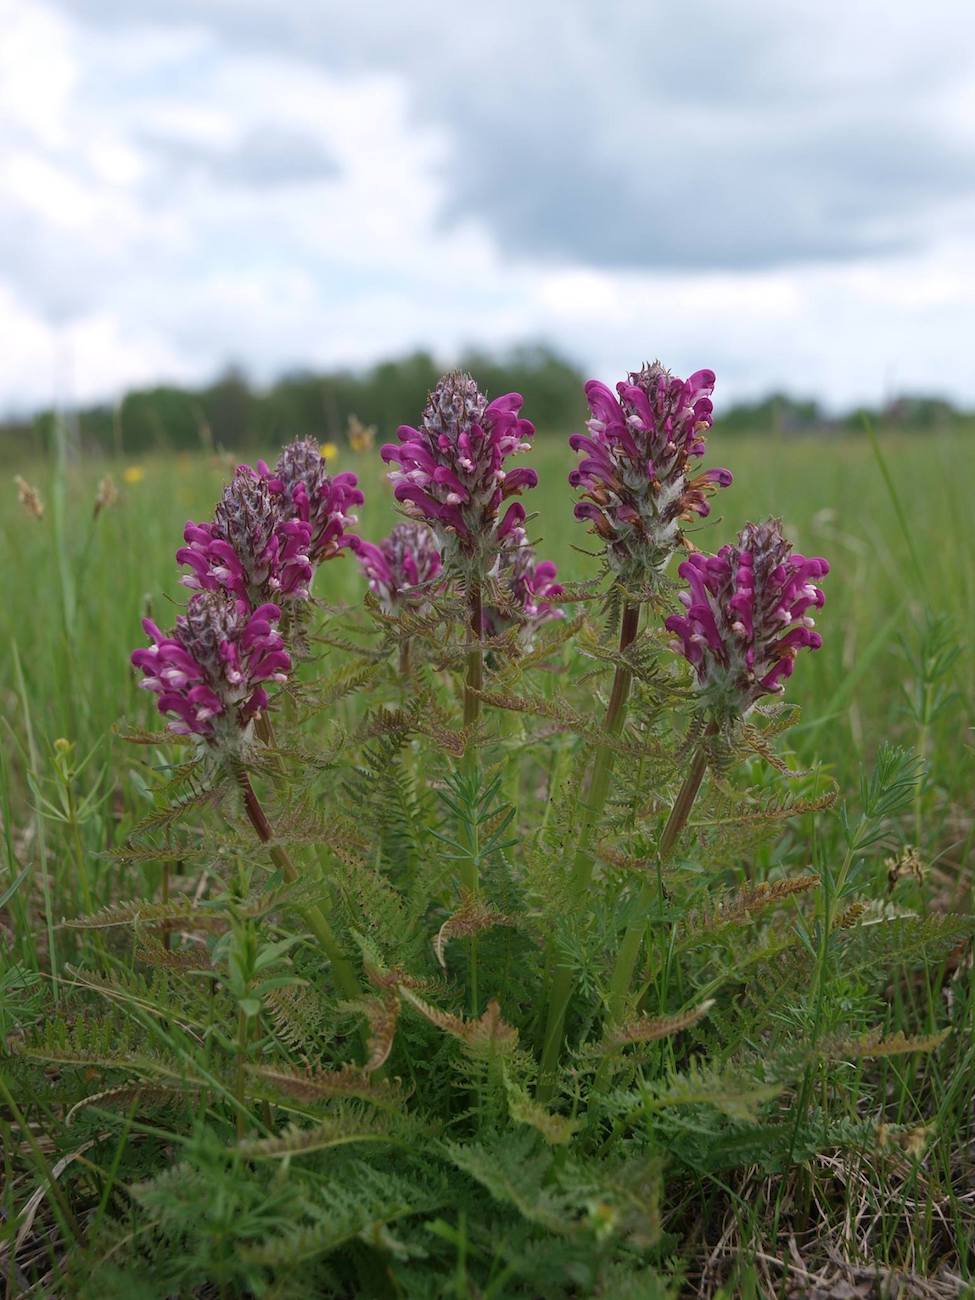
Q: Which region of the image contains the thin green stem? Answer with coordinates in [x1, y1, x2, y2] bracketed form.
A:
[914, 694, 930, 850]
[236, 768, 360, 1004]
[461, 576, 483, 1011]
[398, 636, 412, 682]
[464, 806, 480, 1018]
[602, 738, 711, 1046]
[537, 600, 639, 1099]
[13, 643, 58, 1001]
[65, 777, 93, 916]
[462, 579, 483, 773]
[460, 579, 486, 1013]
[161, 826, 173, 952]
[789, 828, 861, 1158]
[235, 1005, 249, 1141]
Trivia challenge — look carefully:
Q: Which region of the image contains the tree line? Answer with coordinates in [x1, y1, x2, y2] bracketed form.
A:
[3, 344, 970, 460]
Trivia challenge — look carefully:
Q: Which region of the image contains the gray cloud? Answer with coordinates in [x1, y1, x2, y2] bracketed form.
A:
[53, 0, 975, 270]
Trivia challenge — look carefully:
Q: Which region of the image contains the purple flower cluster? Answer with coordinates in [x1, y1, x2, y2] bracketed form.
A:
[180, 442, 362, 606]
[570, 363, 732, 587]
[131, 594, 291, 741]
[258, 438, 363, 565]
[352, 522, 444, 614]
[483, 528, 564, 648]
[136, 437, 362, 743]
[665, 519, 828, 719]
[178, 467, 314, 605]
[381, 372, 537, 576]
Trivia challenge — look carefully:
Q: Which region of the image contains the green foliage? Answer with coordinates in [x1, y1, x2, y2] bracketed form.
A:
[2, 428, 973, 1296]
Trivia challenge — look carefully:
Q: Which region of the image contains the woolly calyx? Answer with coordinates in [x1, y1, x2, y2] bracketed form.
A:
[178, 466, 313, 606]
[352, 521, 444, 615]
[482, 527, 564, 648]
[259, 438, 363, 564]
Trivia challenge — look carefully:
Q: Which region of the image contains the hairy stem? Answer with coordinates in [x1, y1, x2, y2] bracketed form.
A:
[657, 739, 711, 863]
[463, 579, 483, 763]
[604, 738, 711, 1032]
[236, 768, 360, 1004]
[537, 600, 639, 1098]
[161, 855, 171, 952]
[461, 576, 483, 1010]
[398, 636, 412, 681]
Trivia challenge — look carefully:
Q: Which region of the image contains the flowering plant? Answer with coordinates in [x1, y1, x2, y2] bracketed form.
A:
[15, 359, 963, 1300]
[179, 467, 314, 606]
[258, 437, 363, 564]
[482, 526, 564, 647]
[666, 518, 828, 722]
[352, 521, 443, 614]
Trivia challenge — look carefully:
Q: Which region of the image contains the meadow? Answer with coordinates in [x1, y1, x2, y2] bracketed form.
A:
[5, 431, 973, 806]
[1, 421, 973, 1297]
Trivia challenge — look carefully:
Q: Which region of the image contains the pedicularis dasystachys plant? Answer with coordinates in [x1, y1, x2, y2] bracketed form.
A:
[665, 519, 829, 721]
[33, 361, 965, 1298]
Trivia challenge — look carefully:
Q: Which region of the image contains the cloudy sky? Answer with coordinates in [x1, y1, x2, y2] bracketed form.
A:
[2, 0, 974, 413]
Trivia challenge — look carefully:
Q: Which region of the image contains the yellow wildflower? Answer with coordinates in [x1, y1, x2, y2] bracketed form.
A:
[320, 441, 338, 462]
[123, 465, 145, 485]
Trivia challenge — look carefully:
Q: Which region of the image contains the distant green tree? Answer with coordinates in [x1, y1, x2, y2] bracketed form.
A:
[2, 347, 970, 463]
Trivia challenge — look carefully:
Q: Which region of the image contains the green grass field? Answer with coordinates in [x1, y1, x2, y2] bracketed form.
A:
[5, 430, 973, 803]
[2, 429, 973, 1296]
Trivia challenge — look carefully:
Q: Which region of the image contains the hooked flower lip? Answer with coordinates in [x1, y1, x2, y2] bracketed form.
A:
[569, 362, 731, 586]
[381, 371, 538, 574]
[665, 517, 828, 717]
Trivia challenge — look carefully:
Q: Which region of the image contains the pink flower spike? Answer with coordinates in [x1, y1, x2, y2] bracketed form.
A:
[131, 592, 291, 746]
[482, 525, 564, 650]
[570, 361, 731, 588]
[352, 522, 444, 615]
[382, 372, 538, 578]
[261, 439, 363, 565]
[665, 518, 828, 720]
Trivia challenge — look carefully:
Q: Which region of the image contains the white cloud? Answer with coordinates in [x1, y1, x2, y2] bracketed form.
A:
[1, 0, 974, 412]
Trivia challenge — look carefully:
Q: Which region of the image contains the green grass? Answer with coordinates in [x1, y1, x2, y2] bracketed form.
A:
[1, 428, 973, 1296]
[4, 431, 973, 801]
